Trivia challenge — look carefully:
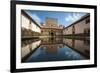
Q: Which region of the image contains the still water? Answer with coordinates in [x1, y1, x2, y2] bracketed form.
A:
[21, 37, 90, 63]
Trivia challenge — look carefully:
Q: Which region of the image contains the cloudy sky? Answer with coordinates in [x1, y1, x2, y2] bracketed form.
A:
[24, 10, 87, 27]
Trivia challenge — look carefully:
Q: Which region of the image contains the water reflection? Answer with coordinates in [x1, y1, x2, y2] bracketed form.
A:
[21, 37, 90, 63]
[63, 38, 90, 58]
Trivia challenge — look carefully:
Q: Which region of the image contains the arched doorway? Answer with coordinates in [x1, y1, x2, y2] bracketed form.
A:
[51, 32, 54, 36]
[49, 31, 54, 36]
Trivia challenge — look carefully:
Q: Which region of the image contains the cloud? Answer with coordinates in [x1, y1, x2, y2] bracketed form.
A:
[25, 11, 41, 25]
[65, 13, 84, 23]
[31, 13, 41, 24]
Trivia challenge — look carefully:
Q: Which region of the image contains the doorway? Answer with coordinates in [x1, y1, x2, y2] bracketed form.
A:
[49, 32, 54, 36]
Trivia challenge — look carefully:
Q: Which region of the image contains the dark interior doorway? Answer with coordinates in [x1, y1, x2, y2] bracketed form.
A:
[49, 32, 54, 36]
[51, 32, 54, 36]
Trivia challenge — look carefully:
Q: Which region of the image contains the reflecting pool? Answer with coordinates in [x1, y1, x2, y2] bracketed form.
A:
[21, 37, 90, 63]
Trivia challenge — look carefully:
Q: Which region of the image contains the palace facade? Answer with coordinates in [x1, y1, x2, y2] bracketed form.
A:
[41, 17, 63, 36]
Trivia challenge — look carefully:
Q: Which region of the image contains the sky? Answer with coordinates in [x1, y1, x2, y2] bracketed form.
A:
[24, 10, 87, 27]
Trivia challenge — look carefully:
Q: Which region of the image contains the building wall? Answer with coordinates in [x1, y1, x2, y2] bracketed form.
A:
[21, 11, 41, 38]
[31, 22, 41, 33]
[41, 28, 62, 36]
[63, 14, 90, 36]
[63, 26, 73, 35]
[74, 17, 90, 34]
[21, 13, 41, 33]
[21, 14, 30, 29]
[41, 28, 49, 35]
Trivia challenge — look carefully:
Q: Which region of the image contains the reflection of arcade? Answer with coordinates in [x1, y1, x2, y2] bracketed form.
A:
[21, 39, 41, 62]
[63, 38, 90, 59]
[41, 37, 63, 54]
[41, 37, 63, 45]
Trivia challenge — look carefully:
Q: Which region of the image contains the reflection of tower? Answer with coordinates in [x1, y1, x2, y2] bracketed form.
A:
[45, 45, 58, 54]
[49, 37, 54, 43]
[41, 37, 63, 54]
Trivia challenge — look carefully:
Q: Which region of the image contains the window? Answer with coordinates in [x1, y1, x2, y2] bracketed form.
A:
[84, 28, 90, 34]
[29, 20, 31, 24]
[29, 20, 32, 30]
[41, 30, 43, 33]
[85, 18, 90, 24]
[72, 25, 75, 34]
[66, 28, 68, 31]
